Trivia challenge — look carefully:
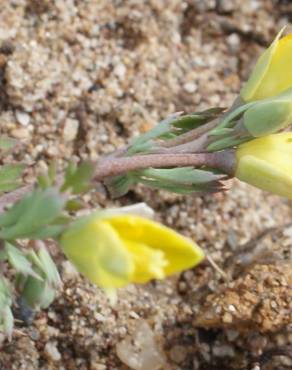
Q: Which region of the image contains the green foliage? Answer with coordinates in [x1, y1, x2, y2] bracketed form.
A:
[0, 188, 66, 239]
[0, 164, 24, 193]
[106, 167, 226, 197]
[62, 161, 95, 194]
[128, 108, 224, 155]
[0, 277, 13, 339]
[5, 243, 42, 280]
[18, 246, 61, 309]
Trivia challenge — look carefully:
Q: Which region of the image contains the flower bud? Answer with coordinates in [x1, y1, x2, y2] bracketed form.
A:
[241, 30, 292, 102]
[208, 88, 292, 151]
[243, 88, 292, 137]
[60, 211, 204, 294]
[235, 133, 292, 199]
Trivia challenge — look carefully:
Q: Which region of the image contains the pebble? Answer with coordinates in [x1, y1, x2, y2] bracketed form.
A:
[183, 82, 198, 93]
[15, 110, 30, 126]
[114, 63, 126, 80]
[222, 312, 233, 324]
[63, 118, 79, 141]
[11, 127, 30, 139]
[217, 0, 236, 13]
[226, 33, 241, 53]
[213, 344, 235, 357]
[44, 341, 61, 362]
[169, 345, 187, 364]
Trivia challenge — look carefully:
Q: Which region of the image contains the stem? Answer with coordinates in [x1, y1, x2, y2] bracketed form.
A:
[94, 150, 236, 181]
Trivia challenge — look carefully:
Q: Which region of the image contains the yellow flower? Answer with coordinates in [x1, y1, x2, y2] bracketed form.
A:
[235, 132, 292, 199]
[241, 30, 292, 102]
[60, 212, 204, 292]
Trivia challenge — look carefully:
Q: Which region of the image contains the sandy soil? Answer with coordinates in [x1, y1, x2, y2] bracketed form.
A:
[0, 1, 291, 369]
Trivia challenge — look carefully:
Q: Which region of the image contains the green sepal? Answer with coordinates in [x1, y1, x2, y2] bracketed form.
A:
[207, 136, 248, 152]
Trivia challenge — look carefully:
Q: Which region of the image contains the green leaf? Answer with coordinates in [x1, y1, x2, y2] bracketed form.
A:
[37, 246, 61, 286]
[37, 174, 51, 189]
[207, 136, 249, 152]
[0, 164, 24, 193]
[128, 114, 179, 155]
[21, 276, 57, 309]
[128, 108, 225, 155]
[19, 246, 61, 309]
[105, 167, 226, 196]
[136, 167, 225, 194]
[2, 305, 13, 340]
[0, 277, 12, 308]
[29, 224, 65, 239]
[48, 161, 57, 184]
[62, 161, 95, 194]
[5, 243, 42, 280]
[105, 173, 136, 198]
[139, 167, 222, 185]
[0, 188, 66, 239]
[171, 108, 225, 135]
[65, 199, 85, 212]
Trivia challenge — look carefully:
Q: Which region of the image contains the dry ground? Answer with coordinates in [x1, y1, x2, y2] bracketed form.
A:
[0, 1, 291, 369]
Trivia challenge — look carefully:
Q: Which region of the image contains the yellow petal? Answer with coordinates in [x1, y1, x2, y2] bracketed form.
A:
[105, 215, 205, 275]
[236, 155, 292, 199]
[125, 240, 167, 283]
[60, 220, 134, 289]
[236, 133, 292, 199]
[241, 30, 292, 102]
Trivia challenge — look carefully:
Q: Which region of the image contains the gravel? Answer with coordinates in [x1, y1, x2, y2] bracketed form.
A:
[0, 1, 291, 369]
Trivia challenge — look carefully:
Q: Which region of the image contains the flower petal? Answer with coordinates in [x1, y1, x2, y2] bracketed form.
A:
[241, 29, 292, 101]
[61, 220, 134, 289]
[125, 240, 167, 283]
[105, 215, 205, 275]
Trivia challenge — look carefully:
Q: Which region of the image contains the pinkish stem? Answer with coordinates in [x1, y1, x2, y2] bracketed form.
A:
[94, 150, 236, 181]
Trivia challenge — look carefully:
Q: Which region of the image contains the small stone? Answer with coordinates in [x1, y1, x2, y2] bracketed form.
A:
[183, 82, 197, 93]
[114, 63, 126, 80]
[15, 111, 30, 126]
[228, 304, 236, 313]
[129, 311, 140, 319]
[91, 364, 107, 370]
[222, 312, 233, 324]
[169, 345, 187, 364]
[63, 118, 79, 141]
[226, 34, 241, 53]
[217, 0, 236, 13]
[226, 329, 239, 341]
[213, 344, 235, 357]
[44, 341, 61, 362]
[11, 128, 30, 139]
